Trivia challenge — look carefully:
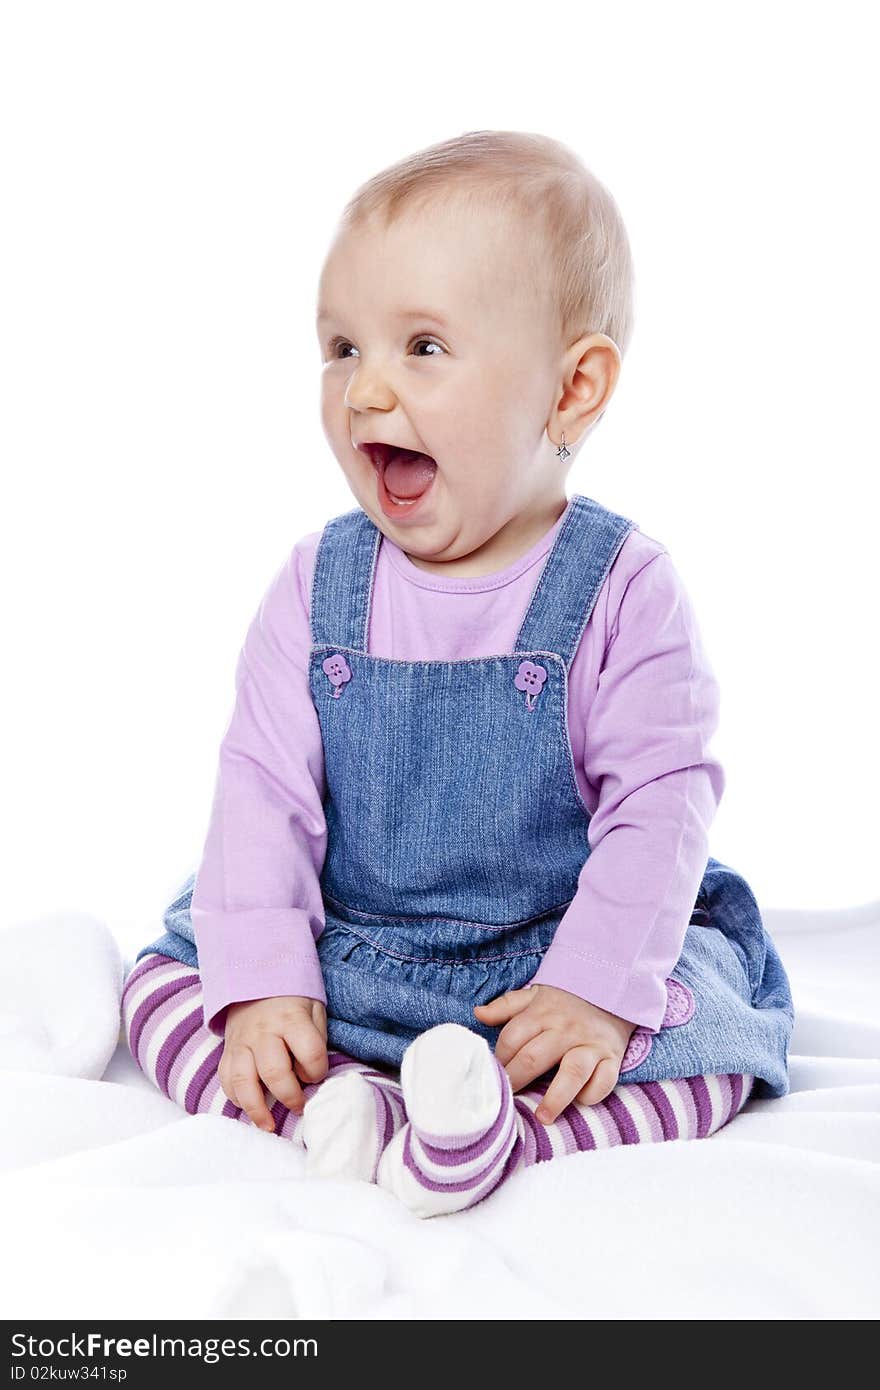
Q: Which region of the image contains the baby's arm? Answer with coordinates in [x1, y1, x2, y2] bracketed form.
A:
[189, 536, 330, 1039]
[526, 545, 724, 1035]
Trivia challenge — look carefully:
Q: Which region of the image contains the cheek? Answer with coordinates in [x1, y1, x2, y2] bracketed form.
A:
[320, 391, 350, 449]
[427, 401, 492, 466]
[320, 369, 349, 408]
[444, 378, 514, 447]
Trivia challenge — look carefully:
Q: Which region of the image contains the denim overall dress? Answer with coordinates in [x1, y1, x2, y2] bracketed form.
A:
[136, 494, 794, 1099]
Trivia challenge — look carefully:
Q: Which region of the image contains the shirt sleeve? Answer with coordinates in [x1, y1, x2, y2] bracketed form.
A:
[189, 540, 330, 1037]
[526, 550, 725, 1032]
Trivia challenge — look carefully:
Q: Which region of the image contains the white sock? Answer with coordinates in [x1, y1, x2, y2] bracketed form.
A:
[376, 1022, 520, 1219]
[301, 1069, 406, 1184]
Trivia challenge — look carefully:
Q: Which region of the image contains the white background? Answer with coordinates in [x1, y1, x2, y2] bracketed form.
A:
[2, 0, 877, 947]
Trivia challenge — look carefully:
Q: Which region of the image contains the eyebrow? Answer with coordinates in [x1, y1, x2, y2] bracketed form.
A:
[316, 306, 450, 328]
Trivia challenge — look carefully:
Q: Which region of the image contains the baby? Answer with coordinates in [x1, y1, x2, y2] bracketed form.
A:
[123, 130, 794, 1219]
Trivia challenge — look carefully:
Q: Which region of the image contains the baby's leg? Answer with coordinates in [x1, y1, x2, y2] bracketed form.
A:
[376, 1022, 754, 1219]
[122, 954, 405, 1174]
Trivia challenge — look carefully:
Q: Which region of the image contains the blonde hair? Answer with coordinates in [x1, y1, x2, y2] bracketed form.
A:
[338, 129, 635, 359]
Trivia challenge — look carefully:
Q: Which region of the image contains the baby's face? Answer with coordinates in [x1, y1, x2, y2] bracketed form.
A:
[316, 200, 573, 573]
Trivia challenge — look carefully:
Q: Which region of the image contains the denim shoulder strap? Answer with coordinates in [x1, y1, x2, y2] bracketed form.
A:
[309, 506, 380, 651]
[309, 495, 636, 667]
[515, 494, 637, 671]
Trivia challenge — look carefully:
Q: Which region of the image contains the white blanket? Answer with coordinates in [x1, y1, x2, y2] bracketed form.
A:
[1, 904, 878, 1320]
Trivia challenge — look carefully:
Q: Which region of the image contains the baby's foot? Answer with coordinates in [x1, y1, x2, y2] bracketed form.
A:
[301, 1069, 405, 1184]
[376, 1022, 521, 1219]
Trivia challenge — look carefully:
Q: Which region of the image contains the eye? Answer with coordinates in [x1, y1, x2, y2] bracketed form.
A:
[324, 336, 446, 360]
[326, 337, 355, 360]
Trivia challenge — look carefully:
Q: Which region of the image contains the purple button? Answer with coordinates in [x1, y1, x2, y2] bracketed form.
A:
[514, 660, 547, 711]
[322, 653, 352, 698]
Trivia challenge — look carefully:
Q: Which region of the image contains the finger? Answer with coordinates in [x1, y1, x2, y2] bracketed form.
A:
[253, 1034, 307, 1115]
[501, 1029, 563, 1095]
[218, 1056, 239, 1110]
[574, 1056, 621, 1109]
[533, 1047, 599, 1124]
[473, 987, 536, 1025]
[225, 1045, 276, 1132]
[284, 1021, 329, 1086]
[492, 1010, 546, 1068]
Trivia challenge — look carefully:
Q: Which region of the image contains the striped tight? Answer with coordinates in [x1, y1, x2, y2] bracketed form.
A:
[375, 1023, 754, 1217]
[123, 953, 753, 1218]
[122, 952, 406, 1149]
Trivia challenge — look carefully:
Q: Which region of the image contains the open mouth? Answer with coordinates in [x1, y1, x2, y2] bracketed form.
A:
[359, 442, 438, 506]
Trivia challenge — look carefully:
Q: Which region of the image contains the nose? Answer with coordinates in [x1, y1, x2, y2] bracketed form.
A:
[343, 360, 397, 414]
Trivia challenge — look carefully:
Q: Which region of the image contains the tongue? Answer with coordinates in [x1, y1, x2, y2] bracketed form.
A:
[384, 448, 437, 499]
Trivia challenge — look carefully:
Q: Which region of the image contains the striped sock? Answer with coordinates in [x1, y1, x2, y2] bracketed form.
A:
[376, 1021, 755, 1219]
[121, 953, 406, 1165]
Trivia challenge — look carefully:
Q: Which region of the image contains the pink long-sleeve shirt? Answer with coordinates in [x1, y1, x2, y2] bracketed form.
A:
[190, 503, 725, 1039]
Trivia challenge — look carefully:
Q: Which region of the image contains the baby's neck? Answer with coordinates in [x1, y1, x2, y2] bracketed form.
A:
[403, 497, 568, 580]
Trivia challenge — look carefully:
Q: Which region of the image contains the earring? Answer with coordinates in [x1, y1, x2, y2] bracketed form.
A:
[556, 432, 570, 461]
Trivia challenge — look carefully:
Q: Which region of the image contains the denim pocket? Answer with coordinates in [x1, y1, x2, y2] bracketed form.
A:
[619, 977, 696, 1073]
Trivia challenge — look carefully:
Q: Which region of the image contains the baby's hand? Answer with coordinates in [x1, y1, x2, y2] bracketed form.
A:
[473, 985, 636, 1124]
[219, 995, 329, 1133]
